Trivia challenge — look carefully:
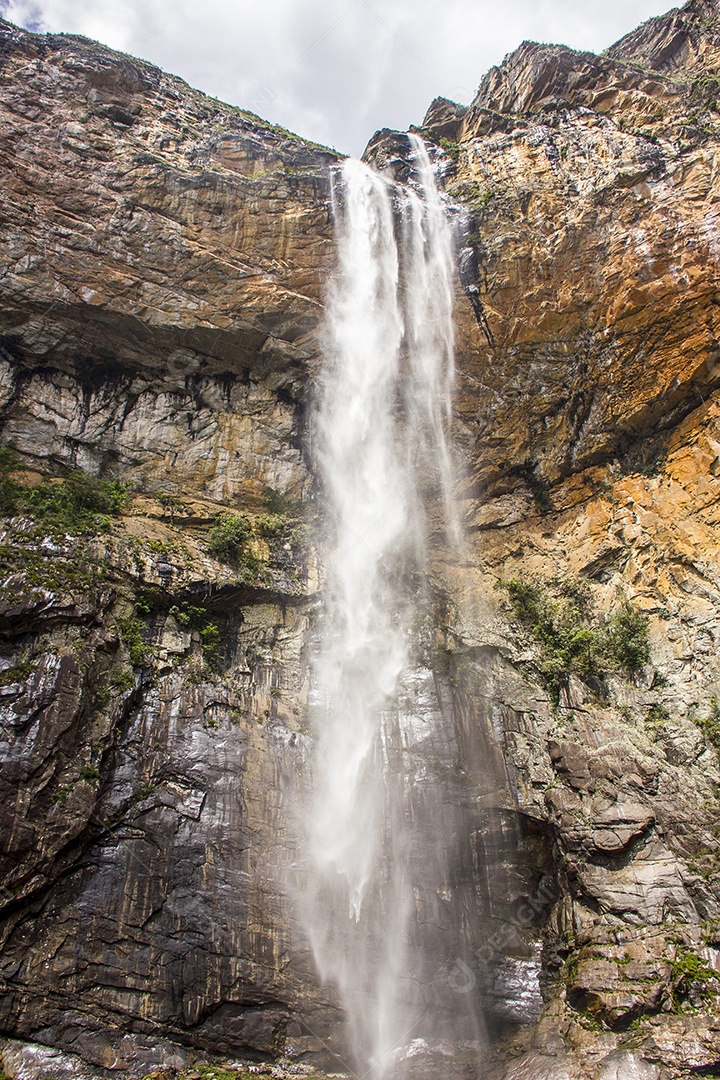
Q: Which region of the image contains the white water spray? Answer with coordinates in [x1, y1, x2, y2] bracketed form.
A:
[304, 135, 458, 1076]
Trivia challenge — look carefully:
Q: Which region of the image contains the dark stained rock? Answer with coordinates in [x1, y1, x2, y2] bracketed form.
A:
[421, 96, 468, 141]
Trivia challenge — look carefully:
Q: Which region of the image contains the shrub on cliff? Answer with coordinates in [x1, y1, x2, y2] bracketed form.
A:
[0, 448, 128, 533]
[206, 512, 259, 579]
[24, 471, 128, 533]
[502, 576, 650, 696]
[607, 602, 650, 671]
[169, 603, 223, 671]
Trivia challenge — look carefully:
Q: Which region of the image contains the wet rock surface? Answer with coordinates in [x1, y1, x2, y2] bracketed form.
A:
[3, 2, 720, 1078]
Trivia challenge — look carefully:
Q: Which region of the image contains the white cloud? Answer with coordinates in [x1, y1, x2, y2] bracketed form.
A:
[0, 0, 676, 154]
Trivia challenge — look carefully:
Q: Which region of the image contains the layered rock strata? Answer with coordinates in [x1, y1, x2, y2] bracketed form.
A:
[3, 2, 720, 1078]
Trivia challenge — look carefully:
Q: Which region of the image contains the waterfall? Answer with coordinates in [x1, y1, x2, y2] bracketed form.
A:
[304, 134, 459, 1077]
[401, 138, 460, 548]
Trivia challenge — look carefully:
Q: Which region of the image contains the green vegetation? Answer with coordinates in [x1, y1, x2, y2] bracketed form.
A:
[118, 615, 152, 667]
[432, 641, 456, 681]
[0, 448, 21, 514]
[113, 590, 225, 675]
[183, 663, 207, 686]
[134, 537, 181, 557]
[438, 137, 460, 161]
[140, 1060, 266, 1080]
[256, 512, 286, 538]
[0, 660, 36, 687]
[110, 666, 135, 691]
[205, 501, 312, 581]
[50, 782, 75, 806]
[647, 702, 670, 727]
[0, 448, 128, 535]
[686, 848, 720, 881]
[563, 951, 581, 987]
[452, 180, 483, 200]
[609, 603, 651, 670]
[156, 490, 190, 521]
[140, 1066, 252, 1080]
[263, 486, 302, 516]
[671, 947, 719, 1002]
[501, 576, 650, 697]
[169, 603, 205, 629]
[259, 487, 311, 559]
[525, 471, 554, 514]
[198, 623, 221, 670]
[696, 696, 720, 754]
[690, 69, 720, 112]
[93, 685, 112, 709]
[449, 179, 498, 211]
[117, 595, 224, 673]
[206, 512, 259, 577]
[169, 603, 223, 671]
[0, 530, 107, 603]
[134, 587, 168, 619]
[473, 189, 496, 208]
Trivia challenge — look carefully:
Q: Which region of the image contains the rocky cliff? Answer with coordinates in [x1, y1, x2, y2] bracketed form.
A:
[3, 2, 720, 1078]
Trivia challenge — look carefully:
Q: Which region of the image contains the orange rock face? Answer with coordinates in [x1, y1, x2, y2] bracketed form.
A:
[439, 2, 720, 502]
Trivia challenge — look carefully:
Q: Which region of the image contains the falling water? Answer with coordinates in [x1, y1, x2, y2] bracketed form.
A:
[401, 137, 459, 547]
[304, 135, 458, 1077]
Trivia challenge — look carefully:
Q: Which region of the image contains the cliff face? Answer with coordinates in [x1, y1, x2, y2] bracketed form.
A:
[0, 19, 337, 1072]
[418, 1, 720, 1074]
[3, 3, 720, 1079]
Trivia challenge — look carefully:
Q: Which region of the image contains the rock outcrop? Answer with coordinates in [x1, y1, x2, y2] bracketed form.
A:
[4, 2, 720, 1078]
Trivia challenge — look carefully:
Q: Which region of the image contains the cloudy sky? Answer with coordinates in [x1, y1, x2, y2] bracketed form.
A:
[0, 0, 675, 154]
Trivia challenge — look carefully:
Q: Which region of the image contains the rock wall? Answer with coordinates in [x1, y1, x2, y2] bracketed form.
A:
[417, 1, 720, 1074]
[3, 2, 720, 1078]
[0, 16, 336, 1070]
